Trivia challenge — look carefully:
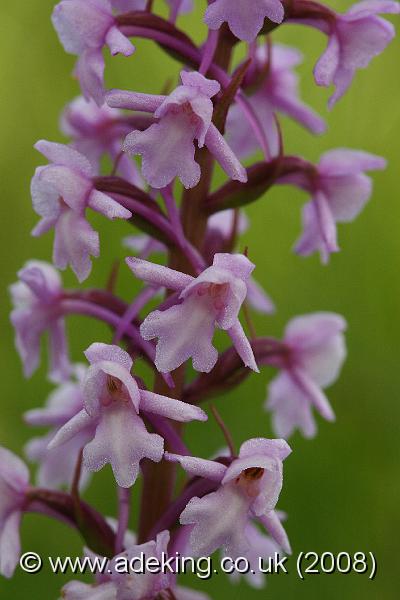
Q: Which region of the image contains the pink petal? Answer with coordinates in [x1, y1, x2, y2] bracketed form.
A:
[180, 70, 220, 98]
[227, 321, 259, 372]
[88, 190, 132, 220]
[205, 0, 284, 42]
[0, 512, 22, 578]
[140, 297, 218, 373]
[105, 25, 135, 56]
[75, 49, 105, 107]
[139, 390, 207, 422]
[52, 0, 113, 54]
[213, 253, 255, 282]
[239, 437, 292, 461]
[48, 319, 71, 383]
[285, 312, 347, 386]
[319, 148, 386, 175]
[180, 485, 250, 557]
[267, 372, 318, 439]
[32, 164, 91, 213]
[106, 89, 165, 112]
[0, 447, 30, 491]
[123, 114, 201, 189]
[205, 124, 247, 183]
[259, 510, 292, 554]
[34, 140, 93, 177]
[246, 278, 275, 314]
[84, 362, 140, 414]
[85, 342, 133, 370]
[83, 404, 164, 487]
[126, 257, 193, 290]
[48, 409, 95, 449]
[53, 210, 100, 282]
[164, 453, 226, 482]
[290, 368, 336, 422]
[314, 34, 340, 87]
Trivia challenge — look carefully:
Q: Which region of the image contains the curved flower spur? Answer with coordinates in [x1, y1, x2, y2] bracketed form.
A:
[4, 0, 398, 596]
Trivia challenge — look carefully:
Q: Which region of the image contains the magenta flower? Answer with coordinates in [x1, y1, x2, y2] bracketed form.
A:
[227, 44, 326, 158]
[31, 140, 132, 281]
[266, 313, 347, 438]
[313, 0, 400, 107]
[166, 438, 291, 557]
[24, 366, 93, 490]
[52, 0, 135, 105]
[127, 253, 259, 373]
[9, 260, 70, 382]
[204, 0, 284, 42]
[280, 149, 386, 262]
[106, 71, 247, 189]
[49, 343, 207, 487]
[0, 448, 30, 578]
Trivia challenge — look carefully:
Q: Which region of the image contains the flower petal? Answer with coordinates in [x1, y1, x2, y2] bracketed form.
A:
[180, 485, 250, 557]
[164, 453, 226, 482]
[139, 390, 207, 423]
[0, 512, 22, 578]
[83, 404, 163, 487]
[259, 510, 291, 554]
[126, 257, 193, 290]
[88, 190, 132, 220]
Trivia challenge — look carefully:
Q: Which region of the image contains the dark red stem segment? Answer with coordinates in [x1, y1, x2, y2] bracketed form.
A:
[27, 488, 116, 558]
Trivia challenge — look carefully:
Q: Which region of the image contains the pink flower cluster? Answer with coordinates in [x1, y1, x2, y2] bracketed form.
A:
[4, 0, 398, 596]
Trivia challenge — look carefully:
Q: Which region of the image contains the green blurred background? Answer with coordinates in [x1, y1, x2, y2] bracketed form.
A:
[1, 1, 399, 598]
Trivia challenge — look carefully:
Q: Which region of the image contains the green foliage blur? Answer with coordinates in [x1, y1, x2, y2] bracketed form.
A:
[0, 1, 399, 598]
